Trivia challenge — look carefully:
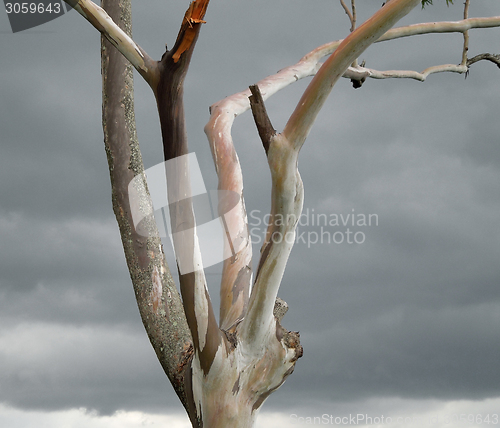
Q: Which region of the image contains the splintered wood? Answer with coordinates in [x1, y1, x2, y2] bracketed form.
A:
[172, 0, 209, 63]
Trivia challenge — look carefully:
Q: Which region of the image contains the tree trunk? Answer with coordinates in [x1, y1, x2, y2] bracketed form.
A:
[99, 0, 200, 425]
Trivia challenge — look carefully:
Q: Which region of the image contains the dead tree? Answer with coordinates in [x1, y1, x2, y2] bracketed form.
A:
[63, 0, 500, 426]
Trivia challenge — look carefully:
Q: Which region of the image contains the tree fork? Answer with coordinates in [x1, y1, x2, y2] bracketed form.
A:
[99, 0, 201, 425]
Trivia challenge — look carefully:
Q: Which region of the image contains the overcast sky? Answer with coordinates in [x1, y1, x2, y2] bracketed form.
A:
[1, 1, 500, 427]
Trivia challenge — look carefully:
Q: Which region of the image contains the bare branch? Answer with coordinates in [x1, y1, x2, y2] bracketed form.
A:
[239, 131, 304, 348]
[169, 0, 210, 63]
[351, 0, 357, 31]
[379, 15, 500, 41]
[233, 0, 499, 352]
[249, 84, 276, 155]
[283, 0, 422, 150]
[205, 98, 253, 332]
[467, 53, 500, 69]
[64, 0, 158, 87]
[205, 66, 319, 332]
[154, 0, 222, 377]
[339, 0, 354, 30]
[205, 15, 500, 142]
[278, 13, 500, 149]
[206, 85, 304, 349]
[298, 15, 500, 67]
[461, 0, 470, 66]
[349, 63, 468, 82]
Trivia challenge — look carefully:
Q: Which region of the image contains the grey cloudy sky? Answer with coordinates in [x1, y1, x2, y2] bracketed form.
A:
[1, 1, 500, 427]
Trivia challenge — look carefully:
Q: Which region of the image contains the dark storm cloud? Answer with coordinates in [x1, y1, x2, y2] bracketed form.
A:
[0, 214, 125, 290]
[0, 22, 110, 220]
[281, 301, 500, 405]
[0, 322, 182, 414]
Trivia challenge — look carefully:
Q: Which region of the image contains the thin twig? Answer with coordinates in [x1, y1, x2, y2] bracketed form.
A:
[351, 0, 357, 32]
[339, 0, 358, 66]
[461, 0, 470, 66]
[339, 0, 354, 29]
[352, 63, 468, 82]
[351, 0, 358, 67]
[467, 53, 500, 69]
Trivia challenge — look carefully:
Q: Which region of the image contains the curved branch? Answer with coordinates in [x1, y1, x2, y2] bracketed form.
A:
[205, 15, 500, 155]
[204, 96, 253, 331]
[204, 16, 500, 333]
[467, 53, 500, 69]
[64, 0, 158, 88]
[236, 0, 423, 351]
[203, 8, 500, 339]
[239, 132, 304, 349]
[339, 0, 354, 31]
[283, 5, 500, 149]
[204, 49, 323, 331]
[282, 0, 421, 149]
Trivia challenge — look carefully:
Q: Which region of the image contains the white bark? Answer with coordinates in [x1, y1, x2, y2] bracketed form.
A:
[240, 134, 304, 347]
[63, 0, 158, 85]
[379, 15, 500, 41]
[351, 63, 469, 82]
[190, 327, 298, 428]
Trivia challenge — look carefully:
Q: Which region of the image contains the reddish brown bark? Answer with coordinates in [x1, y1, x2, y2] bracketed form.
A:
[152, 0, 222, 377]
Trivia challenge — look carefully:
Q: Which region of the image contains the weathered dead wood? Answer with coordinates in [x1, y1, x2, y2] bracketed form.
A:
[467, 53, 500, 69]
[153, 1, 223, 383]
[249, 84, 276, 155]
